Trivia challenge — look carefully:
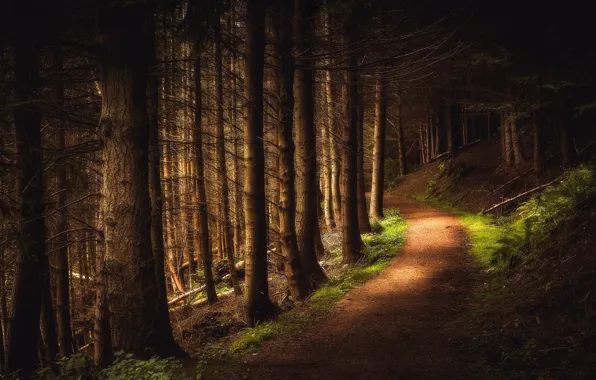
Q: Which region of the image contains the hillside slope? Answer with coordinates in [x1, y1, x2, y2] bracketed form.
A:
[389, 140, 560, 213]
[389, 141, 596, 379]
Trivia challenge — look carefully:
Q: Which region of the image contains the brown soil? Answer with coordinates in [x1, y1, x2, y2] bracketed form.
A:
[215, 196, 492, 379]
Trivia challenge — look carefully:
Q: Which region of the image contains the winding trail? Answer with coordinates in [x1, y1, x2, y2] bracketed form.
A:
[224, 196, 488, 379]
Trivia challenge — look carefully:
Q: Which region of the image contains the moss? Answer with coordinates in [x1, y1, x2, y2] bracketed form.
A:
[228, 210, 407, 355]
[229, 323, 276, 353]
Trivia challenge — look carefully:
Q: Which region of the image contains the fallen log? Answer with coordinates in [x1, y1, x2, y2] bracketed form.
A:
[482, 180, 558, 214]
[168, 285, 206, 306]
[192, 289, 236, 307]
[488, 168, 534, 195]
[429, 151, 449, 163]
[460, 139, 481, 150]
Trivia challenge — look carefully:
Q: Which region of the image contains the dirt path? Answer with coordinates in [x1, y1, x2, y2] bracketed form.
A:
[222, 196, 488, 379]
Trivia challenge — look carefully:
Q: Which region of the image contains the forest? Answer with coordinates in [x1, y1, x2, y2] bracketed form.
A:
[1, 0, 596, 379]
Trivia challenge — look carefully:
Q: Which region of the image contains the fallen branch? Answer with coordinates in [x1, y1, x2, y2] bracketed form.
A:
[488, 168, 534, 195]
[191, 289, 236, 307]
[429, 151, 449, 163]
[460, 139, 481, 150]
[482, 180, 558, 214]
[168, 285, 206, 306]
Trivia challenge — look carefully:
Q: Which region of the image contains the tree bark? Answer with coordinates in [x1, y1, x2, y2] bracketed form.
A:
[244, 0, 277, 326]
[294, 0, 327, 285]
[40, 281, 59, 368]
[193, 57, 218, 305]
[533, 111, 544, 175]
[215, 5, 242, 296]
[396, 92, 407, 176]
[369, 76, 387, 220]
[434, 108, 441, 156]
[230, 0, 243, 260]
[356, 78, 372, 232]
[487, 112, 491, 140]
[510, 115, 525, 169]
[327, 90, 342, 227]
[429, 109, 435, 159]
[447, 102, 462, 156]
[504, 112, 514, 167]
[322, 9, 340, 228]
[51, 40, 74, 358]
[0, 250, 3, 374]
[559, 106, 575, 167]
[418, 123, 425, 164]
[272, 0, 312, 300]
[5, 0, 48, 375]
[93, 223, 112, 368]
[147, 8, 185, 357]
[97, 0, 174, 355]
[341, 9, 363, 264]
[0, 272, 3, 373]
[426, 102, 432, 162]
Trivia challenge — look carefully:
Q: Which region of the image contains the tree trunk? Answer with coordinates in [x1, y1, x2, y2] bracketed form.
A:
[504, 112, 514, 167]
[396, 92, 407, 176]
[5, 1, 47, 375]
[40, 282, 59, 367]
[418, 123, 425, 164]
[51, 40, 74, 358]
[322, 10, 340, 227]
[533, 111, 544, 175]
[487, 112, 491, 140]
[434, 109, 440, 156]
[370, 76, 387, 220]
[93, 221, 112, 368]
[321, 30, 335, 230]
[341, 9, 363, 264]
[272, 0, 311, 300]
[426, 103, 432, 162]
[331, 115, 342, 224]
[510, 115, 525, 169]
[294, 0, 327, 286]
[215, 6, 242, 296]
[229, 1, 243, 260]
[0, 250, 3, 374]
[244, 0, 277, 326]
[147, 9, 185, 357]
[321, 101, 335, 230]
[0, 274, 3, 373]
[461, 107, 468, 145]
[559, 106, 575, 166]
[356, 79, 372, 233]
[429, 110, 435, 159]
[193, 57, 218, 305]
[447, 102, 461, 156]
[97, 0, 173, 355]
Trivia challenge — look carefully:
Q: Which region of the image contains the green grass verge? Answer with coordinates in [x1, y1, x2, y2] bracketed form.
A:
[415, 163, 596, 272]
[229, 209, 407, 354]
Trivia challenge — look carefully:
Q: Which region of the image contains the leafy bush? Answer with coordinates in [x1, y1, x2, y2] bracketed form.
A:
[98, 353, 191, 380]
[27, 352, 191, 380]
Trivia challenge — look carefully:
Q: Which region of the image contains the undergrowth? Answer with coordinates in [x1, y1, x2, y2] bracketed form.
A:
[229, 209, 407, 355]
[416, 163, 596, 272]
[0, 353, 193, 380]
[417, 163, 596, 378]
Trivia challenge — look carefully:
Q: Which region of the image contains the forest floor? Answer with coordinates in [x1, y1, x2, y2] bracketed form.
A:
[209, 196, 492, 379]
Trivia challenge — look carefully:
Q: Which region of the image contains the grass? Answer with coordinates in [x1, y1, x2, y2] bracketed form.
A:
[414, 164, 596, 378]
[415, 163, 596, 272]
[229, 209, 407, 354]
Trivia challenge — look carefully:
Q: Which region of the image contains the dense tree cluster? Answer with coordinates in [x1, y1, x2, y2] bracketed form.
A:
[0, 0, 594, 377]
